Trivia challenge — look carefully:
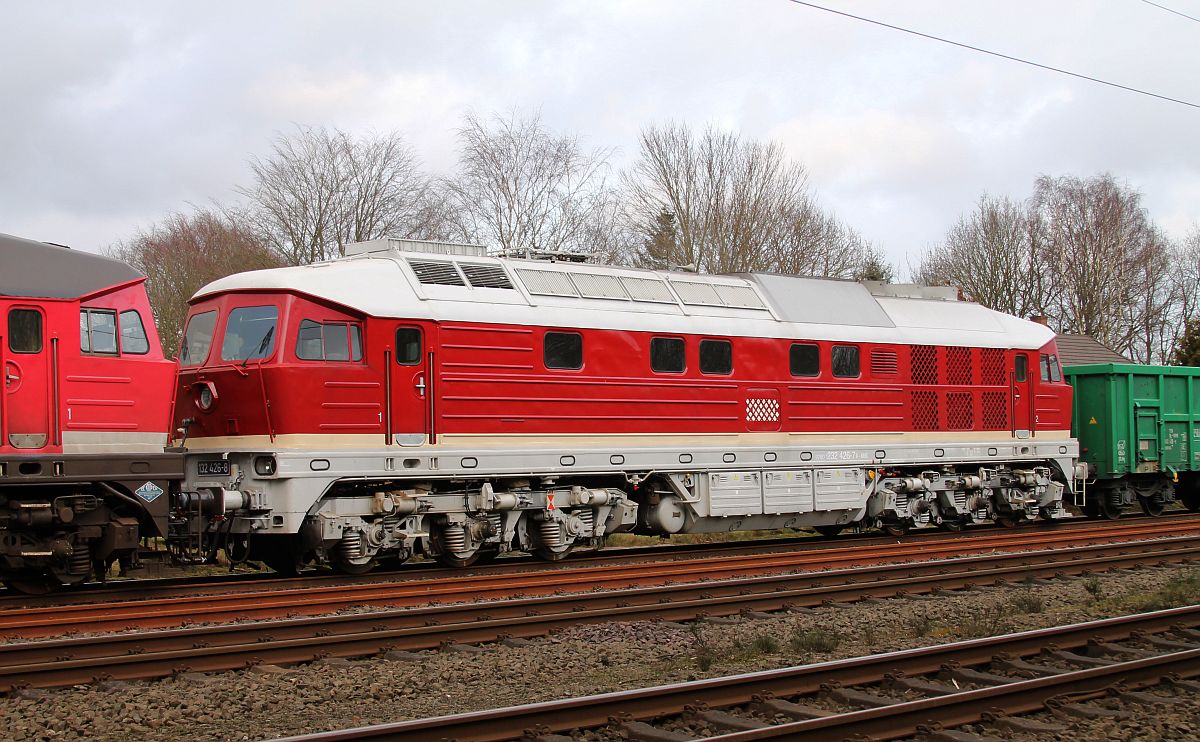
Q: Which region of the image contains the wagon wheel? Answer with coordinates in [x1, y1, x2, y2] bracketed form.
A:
[1138, 494, 1165, 517]
[813, 525, 845, 538]
[1183, 485, 1200, 513]
[1098, 491, 1123, 520]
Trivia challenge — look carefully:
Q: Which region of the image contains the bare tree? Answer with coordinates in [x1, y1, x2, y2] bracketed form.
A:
[239, 126, 447, 265]
[913, 194, 1048, 318]
[623, 123, 874, 277]
[1033, 173, 1171, 361]
[445, 111, 614, 254]
[108, 210, 282, 353]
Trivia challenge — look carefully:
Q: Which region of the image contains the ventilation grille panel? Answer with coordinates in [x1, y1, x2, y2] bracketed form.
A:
[982, 390, 1009, 429]
[911, 390, 938, 431]
[714, 284, 766, 309]
[947, 347, 973, 385]
[459, 263, 513, 289]
[621, 276, 676, 303]
[671, 281, 723, 306]
[946, 391, 974, 430]
[911, 345, 938, 385]
[517, 268, 578, 297]
[870, 350, 899, 376]
[408, 259, 464, 286]
[980, 348, 1006, 386]
[571, 272, 629, 300]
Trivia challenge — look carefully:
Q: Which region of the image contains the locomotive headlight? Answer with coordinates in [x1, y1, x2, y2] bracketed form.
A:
[194, 381, 218, 412]
[254, 456, 277, 476]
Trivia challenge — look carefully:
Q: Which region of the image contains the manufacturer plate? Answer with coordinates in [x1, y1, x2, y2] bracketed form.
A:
[197, 460, 230, 477]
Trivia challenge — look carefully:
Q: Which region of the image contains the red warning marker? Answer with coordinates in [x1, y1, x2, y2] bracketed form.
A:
[546, 493, 556, 510]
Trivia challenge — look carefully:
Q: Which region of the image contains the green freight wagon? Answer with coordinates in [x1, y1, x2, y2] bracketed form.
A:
[1065, 363, 1200, 518]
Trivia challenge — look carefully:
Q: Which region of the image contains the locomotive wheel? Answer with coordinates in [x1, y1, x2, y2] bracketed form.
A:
[1139, 494, 1165, 517]
[3, 575, 59, 596]
[433, 550, 483, 568]
[881, 522, 908, 537]
[532, 543, 575, 562]
[995, 515, 1020, 528]
[814, 525, 845, 538]
[473, 545, 501, 565]
[330, 554, 378, 575]
[937, 519, 963, 532]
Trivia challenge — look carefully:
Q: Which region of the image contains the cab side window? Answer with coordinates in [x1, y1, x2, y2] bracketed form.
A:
[297, 320, 363, 362]
[8, 308, 42, 354]
[80, 309, 119, 355]
[395, 327, 422, 365]
[119, 310, 150, 354]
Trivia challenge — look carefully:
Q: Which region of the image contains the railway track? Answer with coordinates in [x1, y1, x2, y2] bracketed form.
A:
[5, 511, 1193, 610]
[276, 605, 1200, 741]
[0, 534, 1195, 692]
[1, 517, 1197, 637]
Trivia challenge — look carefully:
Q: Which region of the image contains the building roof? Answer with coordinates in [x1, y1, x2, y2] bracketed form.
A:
[1055, 333, 1130, 367]
[195, 239, 1057, 350]
[0, 232, 142, 299]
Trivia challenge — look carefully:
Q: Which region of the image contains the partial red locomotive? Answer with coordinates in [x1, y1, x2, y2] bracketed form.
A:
[0, 233, 179, 592]
[169, 238, 1083, 575]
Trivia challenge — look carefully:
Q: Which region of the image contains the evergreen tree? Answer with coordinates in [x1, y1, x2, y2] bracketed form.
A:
[1173, 319, 1200, 366]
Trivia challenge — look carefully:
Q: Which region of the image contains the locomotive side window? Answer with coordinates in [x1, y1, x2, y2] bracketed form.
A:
[832, 345, 860, 378]
[7, 309, 42, 354]
[544, 331, 583, 370]
[699, 339, 732, 375]
[650, 337, 685, 373]
[180, 311, 217, 367]
[119, 310, 150, 354]
[1015, 354, 1027, 382]
[298, 320, 363, 362]
[395, 327, 422, 365]
[1039, 354, 1051, 382]
[790, 343, 820, 377]
[79, 309, 118, 355]
[1049, 354, 1062, 382]
[221, 306, 278, 362]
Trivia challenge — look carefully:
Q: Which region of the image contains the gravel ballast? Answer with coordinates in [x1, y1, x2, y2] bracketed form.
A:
[1, 564, 1197, 741]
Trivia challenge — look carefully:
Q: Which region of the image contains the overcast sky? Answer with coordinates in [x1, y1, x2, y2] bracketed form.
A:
[2, 0, 1197, 273]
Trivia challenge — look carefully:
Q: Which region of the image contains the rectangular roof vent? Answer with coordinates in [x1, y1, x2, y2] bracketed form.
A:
[570, 272, 629, 300]
[347, 238, 488, 257]
[517, 268, 578, 297]
[714, 284, 766, 309]
[408, 259, 465, 286]
[621, 276, 677, 304]
[670, 280, 723, 306]
[460, 263, 514, 290]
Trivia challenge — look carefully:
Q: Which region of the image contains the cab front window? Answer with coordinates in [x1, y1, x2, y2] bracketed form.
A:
[179, 311, 217, 367]
[221, 306, 278, 362]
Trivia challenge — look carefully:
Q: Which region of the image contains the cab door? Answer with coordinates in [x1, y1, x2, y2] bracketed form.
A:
[1011, 352, 1034, 438]
[2, 305, 50, 449]
[389, 322, 438, 445]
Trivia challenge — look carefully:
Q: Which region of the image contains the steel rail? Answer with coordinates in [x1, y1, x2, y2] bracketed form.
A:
[274, 605, 1200, 741]
[2, 518, 1196, 637]
[3, 512, 1194, 610]
[0, 536, 1195, 691]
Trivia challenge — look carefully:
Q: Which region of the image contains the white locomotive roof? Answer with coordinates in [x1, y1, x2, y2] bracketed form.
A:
[193, 241, 1055, 350]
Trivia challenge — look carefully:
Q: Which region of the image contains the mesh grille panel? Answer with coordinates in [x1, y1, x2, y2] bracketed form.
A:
[459, 263, 513, 289]
[980, 348, 1006, 385]
[982, 390, 1009, 429]
[912, 345, 938, 385]
[947, 347, 973, 385]
[670, 280, 723, 306]
[517, 268, 578, 297]
[911, 390, 939, 430]
[408, 259, 464, 286]
[570, 272, 629, 299]
[621, 276, 676, 303]
[946, 391, 974, 429]
[714, 284, 766, 309]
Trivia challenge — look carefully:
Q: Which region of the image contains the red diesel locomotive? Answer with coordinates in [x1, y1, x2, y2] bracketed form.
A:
[0, 233, 179, 592]
[169, 238, 1082, 575]
[1, 233, 1086, 589]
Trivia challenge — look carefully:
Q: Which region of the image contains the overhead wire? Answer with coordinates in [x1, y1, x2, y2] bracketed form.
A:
[1141, 0, 1200, 25]
[785, 0, 1200, 110]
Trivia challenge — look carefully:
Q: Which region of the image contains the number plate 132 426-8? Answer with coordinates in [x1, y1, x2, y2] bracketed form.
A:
[198, 460, 231, 477]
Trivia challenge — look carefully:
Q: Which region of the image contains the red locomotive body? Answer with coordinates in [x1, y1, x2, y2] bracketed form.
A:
[0, 233, 180, 591]
[171, 239, 1081, 574]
